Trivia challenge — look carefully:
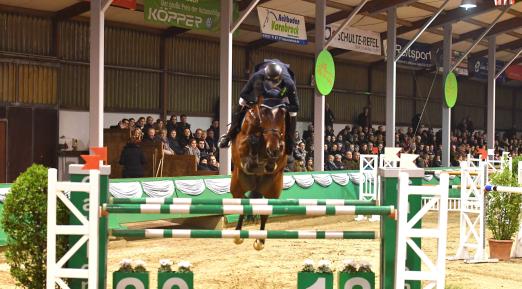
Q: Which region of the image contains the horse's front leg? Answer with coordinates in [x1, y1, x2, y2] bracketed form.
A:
[253, 215, 269, 251]
[234, 214, 245, 245]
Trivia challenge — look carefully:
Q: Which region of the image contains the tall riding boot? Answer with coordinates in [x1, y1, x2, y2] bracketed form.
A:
[218, 106, 247, 148]
[285, 115, 297, 155]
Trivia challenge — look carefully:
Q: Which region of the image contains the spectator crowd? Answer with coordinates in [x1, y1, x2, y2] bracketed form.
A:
[114, 107, 516, 177]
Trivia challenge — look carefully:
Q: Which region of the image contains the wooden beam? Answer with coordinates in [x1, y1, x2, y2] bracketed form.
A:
[53, 1, 90, 21]
[472, 38, 522, 58]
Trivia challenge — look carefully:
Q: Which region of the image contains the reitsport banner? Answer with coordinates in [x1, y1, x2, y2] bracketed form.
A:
[257, 6, 307, 45]
[506, 65, 522, 81]
[384, 38, 433, 68]
[325, 25, 381, 55]
[144, 0, 236, 32]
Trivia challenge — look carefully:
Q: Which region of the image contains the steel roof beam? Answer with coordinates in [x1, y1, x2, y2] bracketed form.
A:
[385, 0, 498, 40]
[450, 7, 510, 73]
[53, 1, 90, 21]
[496, 48, 522, 79]
[324, 0, 369, 49]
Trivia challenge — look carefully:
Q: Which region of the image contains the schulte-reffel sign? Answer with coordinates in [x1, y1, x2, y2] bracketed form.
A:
[315, 50, 335, 96]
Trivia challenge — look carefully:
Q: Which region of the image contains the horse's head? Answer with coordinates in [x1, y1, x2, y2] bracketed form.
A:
[256, 97, 287, 161]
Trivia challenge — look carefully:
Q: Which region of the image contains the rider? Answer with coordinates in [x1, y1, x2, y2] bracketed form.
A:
[217, 59, 299, 155]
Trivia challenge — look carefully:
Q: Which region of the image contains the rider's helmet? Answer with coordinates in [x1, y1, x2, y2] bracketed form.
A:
[264, 62, 283, 86]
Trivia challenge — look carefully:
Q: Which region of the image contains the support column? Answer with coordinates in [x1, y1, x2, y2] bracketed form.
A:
[219, 0, 233, 175]
[442, 23, 452, 166]
[487, 36, 496, 148]
[89, 0, 106, 147]
[313, 0, 326, 171]
[160, 36, 167, 120]
[386, 8, 396, 147]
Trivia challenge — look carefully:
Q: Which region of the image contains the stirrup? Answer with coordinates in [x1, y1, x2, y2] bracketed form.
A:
[218, 134, 231, 148]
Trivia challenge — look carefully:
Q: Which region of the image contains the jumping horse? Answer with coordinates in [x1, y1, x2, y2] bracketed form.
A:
[230, 96, 288, 250]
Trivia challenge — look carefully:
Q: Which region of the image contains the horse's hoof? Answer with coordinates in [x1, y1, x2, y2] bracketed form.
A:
[234, 238, 244, 245]
[253, 239, 265, 251]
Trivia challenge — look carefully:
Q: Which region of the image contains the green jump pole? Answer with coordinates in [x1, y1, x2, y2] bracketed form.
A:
[111, 229, 378, 240]
[110, 197, 376, 206]
[103, 204, 395, 216]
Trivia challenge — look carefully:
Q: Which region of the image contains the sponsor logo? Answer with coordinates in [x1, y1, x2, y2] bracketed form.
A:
[148, 8, 203, 28]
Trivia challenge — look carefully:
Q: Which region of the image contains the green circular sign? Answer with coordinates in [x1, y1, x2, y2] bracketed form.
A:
[444, 72, 458, 108]
[315, 49, 335, 95]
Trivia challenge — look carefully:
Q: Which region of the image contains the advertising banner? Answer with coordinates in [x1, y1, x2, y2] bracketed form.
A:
[113, 0, 137, 10]
[144, 0, 236, 32]
[257, 6, 307, 45]
[468, 56, 506, 82]
[325, 25, 381, 55]
[506, 65, 522, 81]
[385, 38, 433, 68]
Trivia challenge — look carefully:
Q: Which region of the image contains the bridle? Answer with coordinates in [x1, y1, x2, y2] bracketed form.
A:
[248, 103, 286, 136]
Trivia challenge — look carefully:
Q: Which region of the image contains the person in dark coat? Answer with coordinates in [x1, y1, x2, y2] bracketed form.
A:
[168, 130, 185, 155]
[119, 128, 146, 178]
[357, 107, 371, 128]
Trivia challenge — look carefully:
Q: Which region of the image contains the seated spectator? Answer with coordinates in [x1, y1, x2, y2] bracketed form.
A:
[197, 139, 211, 160]
[119, 128, 146, 178]
[293, 142, 307, 162]
[166, 115, 177, 133]
[342, 151, 358, 170]
[206, 129, 218, 153]
[306, 159, 314, 171]
[155, 119, 165, 132]
[178, 128, 192, 148]
[110, 118, 129, 129]
[184, 138, 201, 164]
[334, 154, 344, 170]
[197, 158, 211, 171]
[294, 159, 305, 172]
[167, 130, 184, 155]
[208, 155, 219, 171]
[194, 128, 203, 141]
[324, 154, 338, 171]
[158, 129, 174, 155]
[128, 118, 136, 129]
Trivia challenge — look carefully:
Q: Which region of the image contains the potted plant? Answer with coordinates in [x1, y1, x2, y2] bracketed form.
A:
[486, 168, 522, 260]
[338, 260, 375, 289]
[113, 259, 150, 289]
[297, 259, 333, 289]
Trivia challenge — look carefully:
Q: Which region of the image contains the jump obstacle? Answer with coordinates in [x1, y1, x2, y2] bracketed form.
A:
[46, 164, 450, 289]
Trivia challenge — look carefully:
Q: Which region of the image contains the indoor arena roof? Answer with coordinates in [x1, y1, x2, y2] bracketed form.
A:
[1, 0, 521, 64]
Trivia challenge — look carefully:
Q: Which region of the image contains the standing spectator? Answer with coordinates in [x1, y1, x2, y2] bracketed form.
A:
[302, 124, 314, 143]
[142, 127, 157, 144]
[357, 107, 371, 128]
[176, 114, 191, 138]
[143, 116, 155, 133]
[119, 128, 146, 178]
[155, 119, 165, 133]
[325, 103, 335, 128]
[209, 120, 220, 143]
[166, 115, 177, 133]
[128, 118, 136, 129]
[135, 117, 146, 131]
[197, 139, 211, 160]
[206, 129, 218, 153]
[158, 129, 174, 155]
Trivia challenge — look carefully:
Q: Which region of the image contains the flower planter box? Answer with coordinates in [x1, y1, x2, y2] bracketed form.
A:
[113, 271, 149, 289]
[158, 271, 194, 289]
[297, 272, 333, 289]
[338, 272, 375, 289]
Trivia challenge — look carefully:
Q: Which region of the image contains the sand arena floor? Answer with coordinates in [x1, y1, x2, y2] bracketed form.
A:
[0, 212, 521, 288]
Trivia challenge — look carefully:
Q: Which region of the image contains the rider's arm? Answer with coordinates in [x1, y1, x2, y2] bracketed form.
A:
[240, 75, 262, 105]
[285, 80, 299, 117]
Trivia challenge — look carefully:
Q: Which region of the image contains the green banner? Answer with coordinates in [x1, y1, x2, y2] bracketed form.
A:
[144, 0, 236, 32]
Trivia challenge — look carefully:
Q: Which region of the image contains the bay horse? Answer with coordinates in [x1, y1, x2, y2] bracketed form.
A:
[230, 96, 288, 250]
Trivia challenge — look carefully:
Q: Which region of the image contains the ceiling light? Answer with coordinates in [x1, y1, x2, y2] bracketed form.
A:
[460, 0, 477, 9]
